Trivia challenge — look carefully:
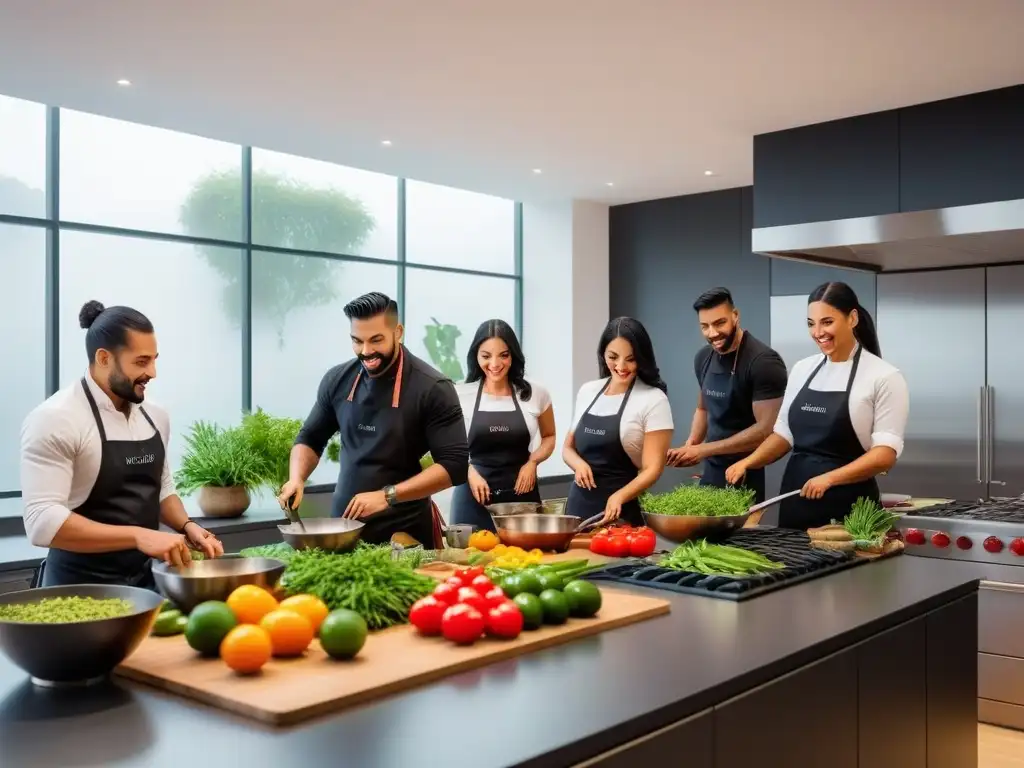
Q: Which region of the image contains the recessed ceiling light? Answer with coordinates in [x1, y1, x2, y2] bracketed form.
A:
[532, 168, 542, 174]
[116, 79, 131, 87]
[704, 170, 714, 176]
[381, 139, 392, 146]
[606, 182, 615, 187]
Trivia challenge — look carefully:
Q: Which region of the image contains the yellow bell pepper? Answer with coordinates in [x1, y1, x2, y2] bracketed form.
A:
[468, 530, 499, 552]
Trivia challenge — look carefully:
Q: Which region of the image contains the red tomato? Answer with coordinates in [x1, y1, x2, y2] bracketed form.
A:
[486, 601, 524, 639]
[470, 575, 494, 595]
[590, 536, 610, 556]
[444, 576, 464, 590]
[628, 531, 656, 558]
[605, 534, 631, 558]
[483, 586, 507, 609]
[457, 586, 491, 615]
[408, 595, 447, 635]
[454, 566, 485, 586]
[432, 582, 460, 605]
[442, 604, 485, 644]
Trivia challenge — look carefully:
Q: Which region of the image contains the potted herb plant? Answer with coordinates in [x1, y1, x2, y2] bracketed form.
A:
[174, 422, 265, 518]
[240, 408, 340, 495]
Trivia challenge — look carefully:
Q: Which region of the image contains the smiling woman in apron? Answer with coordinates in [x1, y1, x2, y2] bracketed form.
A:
[20, 301, 223, 589]
[280, 292, 469, 547]
[563, 317, 674, 526]
[450, 320, 557, 532]
[725, 282, 910, 530]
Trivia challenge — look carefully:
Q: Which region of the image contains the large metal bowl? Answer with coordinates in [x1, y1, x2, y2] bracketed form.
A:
[487, 499, 566, 519]
[278, 517, 365, 553]
[642, 511, 752, 543]
[494, 513, 603, 553]
[0, 584, 164, 687]
[152, 555, 286, 613]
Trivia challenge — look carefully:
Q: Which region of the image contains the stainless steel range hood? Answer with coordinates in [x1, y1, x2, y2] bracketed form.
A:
[751, 198, 1024, 272]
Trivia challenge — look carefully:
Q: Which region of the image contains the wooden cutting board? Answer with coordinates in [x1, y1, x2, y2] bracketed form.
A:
[116, 588, 669, 725]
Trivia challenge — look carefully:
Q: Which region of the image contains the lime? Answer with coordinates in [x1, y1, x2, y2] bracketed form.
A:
[563, 580, 602, 618]
[500, 573, 524, 598]
[185, 601, 238, 656]
[319, 609, 368, 660]
[515, 571, 543, 596]
[533, 566, 557, 579]
[151, 609, 184, 637]
[512, 593, 544, 630]
[538, 589, 570, 625]
[535, 571, 564, 592]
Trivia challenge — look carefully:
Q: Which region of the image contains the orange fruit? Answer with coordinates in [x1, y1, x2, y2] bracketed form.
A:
[260, 609, 314, 657]
[226, 585, 279, 624]
[220, 625, 272, 674]
[279, 594, 329, 632]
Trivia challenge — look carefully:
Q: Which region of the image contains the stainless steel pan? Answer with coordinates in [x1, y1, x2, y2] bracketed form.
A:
[494, 513, 604, 553]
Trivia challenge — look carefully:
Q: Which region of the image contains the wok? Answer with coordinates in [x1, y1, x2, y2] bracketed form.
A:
[643, 490, 799, 543]
[495, 513, 604, 553]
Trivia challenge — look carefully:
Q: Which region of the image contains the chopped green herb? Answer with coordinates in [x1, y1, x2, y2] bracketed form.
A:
[640, 484, 755, 518]
[0, 596, 135, 623]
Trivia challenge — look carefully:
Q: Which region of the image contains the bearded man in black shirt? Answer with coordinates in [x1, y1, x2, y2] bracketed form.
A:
[278, 292, 469, 545]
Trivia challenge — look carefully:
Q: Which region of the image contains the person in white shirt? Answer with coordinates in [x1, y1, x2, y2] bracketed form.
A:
[451, 319, 557, 532]
[20, 300, 223, 589]
[726, 282, 910, 530]
[564, 317, 674, 525]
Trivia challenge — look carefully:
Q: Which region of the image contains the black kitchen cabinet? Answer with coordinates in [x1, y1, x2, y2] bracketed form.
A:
[857, 617, 927, 768]
[753, 110, 900, 228]
[713, 649, 859, 768]
[926, 594, 979, 768]
[899, 85, 1024, 213]
[578, 708, 713, 767]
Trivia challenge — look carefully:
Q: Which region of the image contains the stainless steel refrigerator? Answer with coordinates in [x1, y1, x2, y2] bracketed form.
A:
[876, 265, 1024, 501]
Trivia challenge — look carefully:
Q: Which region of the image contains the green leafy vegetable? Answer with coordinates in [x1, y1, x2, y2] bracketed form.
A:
[173, 422, 266, 495]
[640, 484, 755, 518]
[0, 596, 134, 623]
[238, 542, 298, 563]
[843, 497, 897, 545]
[659, 539, 786, 576]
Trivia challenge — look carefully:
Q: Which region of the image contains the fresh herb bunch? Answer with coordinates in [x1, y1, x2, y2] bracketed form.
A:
[640, 484, 755, 518]
[173, 422, 266, 495]
[659, 539, 785, 576]
[280, 544, 435, 630]
[843, 497, 897, 542]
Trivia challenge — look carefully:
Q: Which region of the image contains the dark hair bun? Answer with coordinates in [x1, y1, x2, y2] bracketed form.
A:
[79, 300, 106, 330]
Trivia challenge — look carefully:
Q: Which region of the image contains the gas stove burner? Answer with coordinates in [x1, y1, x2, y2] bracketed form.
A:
[897, 498, 1024, 564]
[912, 499, 1024, 524]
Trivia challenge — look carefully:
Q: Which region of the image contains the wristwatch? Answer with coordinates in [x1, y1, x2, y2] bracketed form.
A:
[383, 485, 399, 507]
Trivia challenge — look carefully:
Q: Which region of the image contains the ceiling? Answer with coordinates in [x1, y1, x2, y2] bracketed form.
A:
[0, 0, 1022, 205]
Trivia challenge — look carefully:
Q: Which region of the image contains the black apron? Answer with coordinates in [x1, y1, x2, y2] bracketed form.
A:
[42, 378, 163, 589]
[697, 334, 766, 503]
[778, 346, 880, 530]
[450, 383, 541, 532]
[565, 379, 643, 526]
[333, 348, 434, 546]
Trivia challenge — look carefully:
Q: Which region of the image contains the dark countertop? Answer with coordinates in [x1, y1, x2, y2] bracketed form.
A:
[0, 554, 1000, 768]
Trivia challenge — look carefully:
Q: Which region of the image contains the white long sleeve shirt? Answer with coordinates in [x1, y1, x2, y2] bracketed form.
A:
[19, 373, 176, 547]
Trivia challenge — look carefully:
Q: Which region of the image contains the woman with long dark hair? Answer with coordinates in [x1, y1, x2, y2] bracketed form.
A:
[563, 317, 673, 525]
[726, 282, 910, 529]
[449, 319, 557, 531]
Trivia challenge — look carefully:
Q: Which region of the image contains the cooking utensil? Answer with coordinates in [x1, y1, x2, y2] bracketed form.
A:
[487, 499, 566, 519]
[277, 517, 365, 553]
[152, 555, 287, 614]
[442, 524, 475, 548]
[743, 489, 802, 527]
[494, 513, 605, 553]
[0, 584, 164, 687]
[283, 493, 306, 532]
[643, 510, 752, 543]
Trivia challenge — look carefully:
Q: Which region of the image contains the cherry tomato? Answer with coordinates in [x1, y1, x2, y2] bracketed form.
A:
[408, 595, 447, 636]
[454, 566, 485, 586]
[457, 586, 491, 615]
[483, 586, 507, 609]
[444, 576, 464, 590]
[486, 601, 524, 639]
[628, 532, 656, 558]
[432, 582, 460, 605]
[442, 604, 485, 645]
[589, 536, 609, 556]
[470, 575, 494, 595]
[605, 534, 631, 558]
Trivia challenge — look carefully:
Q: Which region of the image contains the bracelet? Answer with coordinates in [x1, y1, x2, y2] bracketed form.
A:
[178, 519, 198, 535]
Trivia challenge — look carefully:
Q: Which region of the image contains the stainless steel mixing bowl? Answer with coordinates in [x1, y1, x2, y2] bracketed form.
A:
[278, 517, 365, 553]
[642, 511, 752, 543]
[152, 555, 286, 613]
[0, 584, 164, 687]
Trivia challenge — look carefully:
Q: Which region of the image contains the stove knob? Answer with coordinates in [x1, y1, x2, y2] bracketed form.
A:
[984, 536, 1005, 554]
[931, 532, 951, 549]
[955, 536, 973, 550]
[1010, 538, 1024, 557]
[905, 529, 925, 546]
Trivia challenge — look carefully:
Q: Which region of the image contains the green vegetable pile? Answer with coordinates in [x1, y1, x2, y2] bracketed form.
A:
[173, 421, 267, 495]
[640, 484, 755, 518]
[0, 596, 134, 623]
[280, 544, 436, 630]
[660, 539, 786, 576]
[842, 497, 898, 547]
[238, 542, 298, 563]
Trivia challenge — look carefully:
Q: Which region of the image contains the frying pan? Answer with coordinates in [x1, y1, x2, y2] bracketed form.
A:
[494, 513, 605, 553]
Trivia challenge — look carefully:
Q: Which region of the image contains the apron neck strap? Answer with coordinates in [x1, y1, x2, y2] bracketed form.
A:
[347, 346, 405, 408]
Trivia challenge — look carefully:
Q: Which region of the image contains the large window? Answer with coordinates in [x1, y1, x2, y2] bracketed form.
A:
[0, 95, 522, 502]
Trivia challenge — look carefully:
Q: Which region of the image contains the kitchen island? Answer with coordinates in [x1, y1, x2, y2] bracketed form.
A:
[0, 554, 986, 768]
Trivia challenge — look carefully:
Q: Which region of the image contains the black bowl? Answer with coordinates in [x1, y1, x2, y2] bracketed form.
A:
[0, 584, 164, 687]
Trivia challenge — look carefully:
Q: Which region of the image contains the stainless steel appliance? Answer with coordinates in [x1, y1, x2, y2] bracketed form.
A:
[895, 499, 1024, 564]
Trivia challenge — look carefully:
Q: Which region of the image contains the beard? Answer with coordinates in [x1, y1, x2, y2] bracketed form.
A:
[359, 339, 398, 378]
[708, 325, 738, 354]
[109, 362, 149, 404]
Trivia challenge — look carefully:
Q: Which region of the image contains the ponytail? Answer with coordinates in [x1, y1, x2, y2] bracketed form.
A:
[807, 281, 882, 358]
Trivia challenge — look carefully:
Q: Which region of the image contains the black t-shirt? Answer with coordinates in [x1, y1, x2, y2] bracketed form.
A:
[295, 348, 469, 487]
[693, 331, 788, 414]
